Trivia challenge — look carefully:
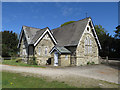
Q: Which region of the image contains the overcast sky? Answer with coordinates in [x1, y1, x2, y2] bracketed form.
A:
[2, 2, 118, 36]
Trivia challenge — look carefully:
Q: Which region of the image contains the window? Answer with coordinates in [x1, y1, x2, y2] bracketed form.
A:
[87, 27, 89, 31]
[89, 22, 92, 28]
[65, 55, 68, 60]
[45, 47, 47, 55]
[38, 47, 41, 55]
[84, 37, 92, 55]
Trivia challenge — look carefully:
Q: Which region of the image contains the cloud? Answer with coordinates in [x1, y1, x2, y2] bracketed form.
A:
[55, 3, 82, 16]
[62, 7, 73, 16]
[61, 6, 82, 16]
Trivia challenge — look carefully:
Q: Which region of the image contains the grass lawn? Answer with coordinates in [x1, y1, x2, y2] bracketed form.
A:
[2, 71, 76, 88]
[2, 60, 46, 68]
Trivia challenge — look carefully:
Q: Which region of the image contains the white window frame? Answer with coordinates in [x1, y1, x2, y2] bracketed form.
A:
[84, 36, 92, 55]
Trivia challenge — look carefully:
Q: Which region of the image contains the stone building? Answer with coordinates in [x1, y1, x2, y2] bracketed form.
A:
[18, 17, 101, 66]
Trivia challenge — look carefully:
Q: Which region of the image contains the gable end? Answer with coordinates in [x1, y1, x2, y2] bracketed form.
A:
[34, 28, 57, 46]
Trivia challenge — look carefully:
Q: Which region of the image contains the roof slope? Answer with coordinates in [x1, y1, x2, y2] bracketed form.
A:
[52, 17, 89, 46]
[50, 46, 71, 54]
[30, 27, 48, 44]
[22, 26, 41, 44]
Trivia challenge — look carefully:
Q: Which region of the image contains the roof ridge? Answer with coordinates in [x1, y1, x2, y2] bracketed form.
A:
[22, 25, 41, 30]
[52, 17, 90, 31]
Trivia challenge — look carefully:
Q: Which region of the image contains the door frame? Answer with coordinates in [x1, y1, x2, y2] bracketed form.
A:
[54, 52, 58, 66]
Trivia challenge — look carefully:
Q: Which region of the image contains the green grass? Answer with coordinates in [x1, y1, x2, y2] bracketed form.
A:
[2, 71, 75, 88]
[2, 60, 46, 68]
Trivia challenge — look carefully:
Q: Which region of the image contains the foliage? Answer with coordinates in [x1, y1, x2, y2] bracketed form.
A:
[15, 58, 22, 63]
[94, 25, 107, 36]
[87, 61, 90, 65]
[91, 62, 95, 65]
[2, 71, 75, 88]
[2, 60, 45, 68]
[1, 31, 19, 57]
[28, 57, 37, 65]
[87, 61, 95, 65]
[114, 26, 120, 39]
[61, 21, 75, 27]
[95, 25, 120, 58]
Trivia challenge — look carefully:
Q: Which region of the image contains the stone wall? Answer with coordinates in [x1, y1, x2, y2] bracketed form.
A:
[65, 46, 77, 66]
[34, 33, 54, 65]
[51, 52, 70, 66]
[76, 22, 99, 66]
[60, 54, 70, 66]
[19, 33, 28, 62]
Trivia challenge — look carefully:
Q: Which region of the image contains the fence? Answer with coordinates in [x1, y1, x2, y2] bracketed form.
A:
[99, 56, 120, 65]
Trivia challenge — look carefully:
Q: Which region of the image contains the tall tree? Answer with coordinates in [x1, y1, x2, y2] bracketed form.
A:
[95, 25, 120, 58]
[114, 25, 120, 39]
[2, 31, 19, 57]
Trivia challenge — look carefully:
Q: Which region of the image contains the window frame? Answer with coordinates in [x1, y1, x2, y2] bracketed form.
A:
[84, 36, 92, 55]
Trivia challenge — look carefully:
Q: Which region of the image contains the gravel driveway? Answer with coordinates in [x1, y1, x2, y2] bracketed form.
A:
[1, 64, 119, 88]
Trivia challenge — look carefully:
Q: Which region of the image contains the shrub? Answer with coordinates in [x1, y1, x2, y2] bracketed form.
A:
[87, 61, 90, 65]
[28, 57, 37, 65]
[91, 61, 95, 65]
[16, 58, 22, 63]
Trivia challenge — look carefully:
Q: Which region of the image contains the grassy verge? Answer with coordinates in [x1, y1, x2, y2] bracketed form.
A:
[2, 71, 75, 88]
[2, 60, 46, 68]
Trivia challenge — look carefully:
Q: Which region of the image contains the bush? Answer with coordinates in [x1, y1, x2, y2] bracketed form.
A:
[91, 61, 95, 65]
[16, 58, 22, 63]
[87, 61, 95, 65]
[28, 57, 37, 65]
[87, 61, 90, 65]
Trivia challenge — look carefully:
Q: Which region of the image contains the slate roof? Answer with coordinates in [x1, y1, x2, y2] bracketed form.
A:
[30, 27, 49, 44]
[55, 46, 71, 54]
[50, 46, 71, 54]
[22, 26, 41, 44]
[52, 17, 90, 46]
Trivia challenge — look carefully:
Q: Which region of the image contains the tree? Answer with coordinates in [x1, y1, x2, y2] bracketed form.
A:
[2, 31, 19, 57]
[95, 25, 120, 58]
[114, 25, 120, 39]
[61, 21, 75, 27]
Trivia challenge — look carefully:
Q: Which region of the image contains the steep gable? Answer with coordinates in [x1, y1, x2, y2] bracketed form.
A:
[52, 17, 89, 46]
[18, 26, 41, 48]
[18, 26, 57, 48]
[33, 28, 57, 46]
[52, 17, 101, 49]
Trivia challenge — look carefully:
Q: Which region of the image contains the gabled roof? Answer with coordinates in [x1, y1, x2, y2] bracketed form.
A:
[33, 27, 57, 46]
[50, 46, 71, 54]
[18, 26, 57, 48]
[17, 26, 41, 48]
[18, 17, 101, 49]
[30, 27, 48, 44]
[52, 17, 101, 49]
[52, 17, 89, 46]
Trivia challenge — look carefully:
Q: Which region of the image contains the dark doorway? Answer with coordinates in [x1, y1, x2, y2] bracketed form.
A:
[47, 58, 51, 65]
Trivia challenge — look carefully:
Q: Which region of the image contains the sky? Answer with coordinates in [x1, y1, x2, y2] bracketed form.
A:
[2, 2, 118, 36]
